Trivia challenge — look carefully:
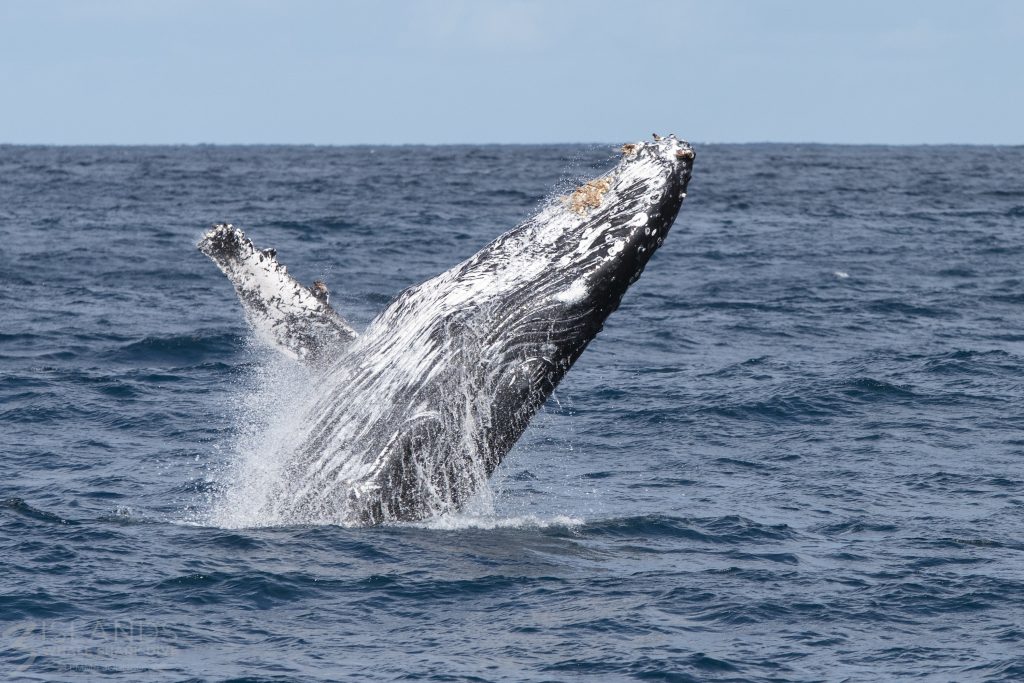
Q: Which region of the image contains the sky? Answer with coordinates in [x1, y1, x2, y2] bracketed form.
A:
[0, 0, 1021, 145]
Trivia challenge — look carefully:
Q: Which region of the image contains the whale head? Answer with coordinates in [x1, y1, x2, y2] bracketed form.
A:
[366, 135, 695, 379]
[405, 135, 696, 359]
[540, 134, 695, 318]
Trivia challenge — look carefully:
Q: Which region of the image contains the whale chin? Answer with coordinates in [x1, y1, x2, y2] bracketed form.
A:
[200, 135, 694, 525]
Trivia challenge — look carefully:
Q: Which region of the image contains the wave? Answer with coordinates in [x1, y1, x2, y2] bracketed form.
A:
[1, 497, 77, 525]
[109, 332, 241, 363]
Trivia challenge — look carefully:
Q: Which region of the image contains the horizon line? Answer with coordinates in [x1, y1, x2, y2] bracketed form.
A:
[2, 140, 1022, 149]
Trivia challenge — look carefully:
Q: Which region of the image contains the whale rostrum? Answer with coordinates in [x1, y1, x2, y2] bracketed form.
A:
[199, 136, 695, 525]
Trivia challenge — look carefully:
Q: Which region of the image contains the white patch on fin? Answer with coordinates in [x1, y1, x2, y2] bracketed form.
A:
[198, 223, 358, 363]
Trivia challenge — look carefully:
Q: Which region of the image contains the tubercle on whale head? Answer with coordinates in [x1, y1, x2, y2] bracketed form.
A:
[571, 135, 694, 220]
[619, 133, 695, 173]
[548, 135, 694, 307]
[560, 136, 693, 215]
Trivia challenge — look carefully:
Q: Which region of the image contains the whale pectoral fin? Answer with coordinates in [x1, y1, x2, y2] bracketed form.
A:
[198, 223, 358, 363]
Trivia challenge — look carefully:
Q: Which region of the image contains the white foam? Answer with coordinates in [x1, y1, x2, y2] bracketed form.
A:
[206, 349, 320, 529]
[401, 513, 585, 531]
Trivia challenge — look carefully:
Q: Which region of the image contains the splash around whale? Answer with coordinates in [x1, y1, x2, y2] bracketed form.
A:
[199, 136, 695, 526]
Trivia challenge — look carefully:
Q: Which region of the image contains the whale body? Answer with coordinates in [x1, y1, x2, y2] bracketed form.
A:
[200, 136, 695, 525]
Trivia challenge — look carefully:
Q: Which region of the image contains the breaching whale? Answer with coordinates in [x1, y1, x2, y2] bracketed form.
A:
[199, 135, 695, 525]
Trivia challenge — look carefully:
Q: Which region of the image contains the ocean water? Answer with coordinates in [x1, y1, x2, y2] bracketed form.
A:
[1, 142, 1022, 682]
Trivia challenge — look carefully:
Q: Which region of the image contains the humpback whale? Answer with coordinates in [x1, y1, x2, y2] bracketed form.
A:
[200, 135, 695, 525]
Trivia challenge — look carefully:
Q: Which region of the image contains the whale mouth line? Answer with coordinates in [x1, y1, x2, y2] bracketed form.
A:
[201, 135, 695, 527]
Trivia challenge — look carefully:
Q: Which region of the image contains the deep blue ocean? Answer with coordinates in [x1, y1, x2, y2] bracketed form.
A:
[1, 143, 1022, 682]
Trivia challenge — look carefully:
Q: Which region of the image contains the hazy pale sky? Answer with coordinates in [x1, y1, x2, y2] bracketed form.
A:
[1, 0, 1020, 145]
